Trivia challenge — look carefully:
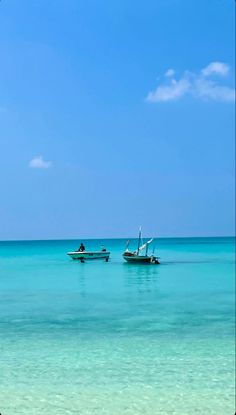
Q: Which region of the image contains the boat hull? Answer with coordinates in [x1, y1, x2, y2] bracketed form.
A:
[67, 251, 110, 261]
[123, 254, 159, 264]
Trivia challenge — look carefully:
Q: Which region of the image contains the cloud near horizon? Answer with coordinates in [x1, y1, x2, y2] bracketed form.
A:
[201, 62, 229, 77]
[165, 68, 175, 78]
[146, 62, 235, 103]
[29, 156, 52, 169]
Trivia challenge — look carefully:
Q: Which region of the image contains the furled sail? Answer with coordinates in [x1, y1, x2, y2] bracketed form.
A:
[135, 238, 153, 254]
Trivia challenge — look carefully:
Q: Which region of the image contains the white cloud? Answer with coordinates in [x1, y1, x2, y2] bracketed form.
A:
[194, 78, 235, 102]
[165, 68, 175, 78]
[29, 156, 52, 169]
[147, 78, 190, 102]
[146, 62, 235, 103]
[201, 62, 229, 77]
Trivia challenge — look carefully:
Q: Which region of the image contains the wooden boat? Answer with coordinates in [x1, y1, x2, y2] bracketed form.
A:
[67, 249, 110, 262]
[122, 228, 160, 264]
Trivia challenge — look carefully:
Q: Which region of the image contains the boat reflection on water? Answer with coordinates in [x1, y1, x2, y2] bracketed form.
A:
[123, 261, 160, 295]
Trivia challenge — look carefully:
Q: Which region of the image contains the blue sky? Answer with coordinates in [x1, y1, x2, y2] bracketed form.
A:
[0, 0, 235, 240]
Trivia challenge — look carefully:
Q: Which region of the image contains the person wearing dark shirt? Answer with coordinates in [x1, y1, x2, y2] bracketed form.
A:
[78, 243, 85, 252]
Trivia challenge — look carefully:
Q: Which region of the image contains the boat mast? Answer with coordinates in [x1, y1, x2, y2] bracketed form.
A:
[137, 226, 142, 256]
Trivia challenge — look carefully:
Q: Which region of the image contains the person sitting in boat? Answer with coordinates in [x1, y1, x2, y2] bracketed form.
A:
[78, 243, 85, 252]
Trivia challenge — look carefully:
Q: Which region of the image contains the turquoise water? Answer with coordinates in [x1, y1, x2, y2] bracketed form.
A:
[0, 237, 235, 415]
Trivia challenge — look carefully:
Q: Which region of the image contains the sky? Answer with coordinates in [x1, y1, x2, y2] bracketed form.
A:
[0, 0, 235, 240]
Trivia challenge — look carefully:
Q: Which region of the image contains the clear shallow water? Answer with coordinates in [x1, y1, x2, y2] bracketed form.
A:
[0, 237, 235, 415]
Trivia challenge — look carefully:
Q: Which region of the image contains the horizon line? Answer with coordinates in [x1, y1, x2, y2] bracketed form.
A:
[0, 235, 235, 243]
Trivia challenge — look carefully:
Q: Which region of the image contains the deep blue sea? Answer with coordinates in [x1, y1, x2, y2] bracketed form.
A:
[0, 237, 235, 414]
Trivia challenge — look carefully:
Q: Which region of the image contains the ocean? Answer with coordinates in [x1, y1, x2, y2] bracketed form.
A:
[0, 237, 235, 415]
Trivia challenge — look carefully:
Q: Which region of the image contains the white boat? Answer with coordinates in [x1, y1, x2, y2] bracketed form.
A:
[67, 250, 110, 262]
[123, 228, 160, 264]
